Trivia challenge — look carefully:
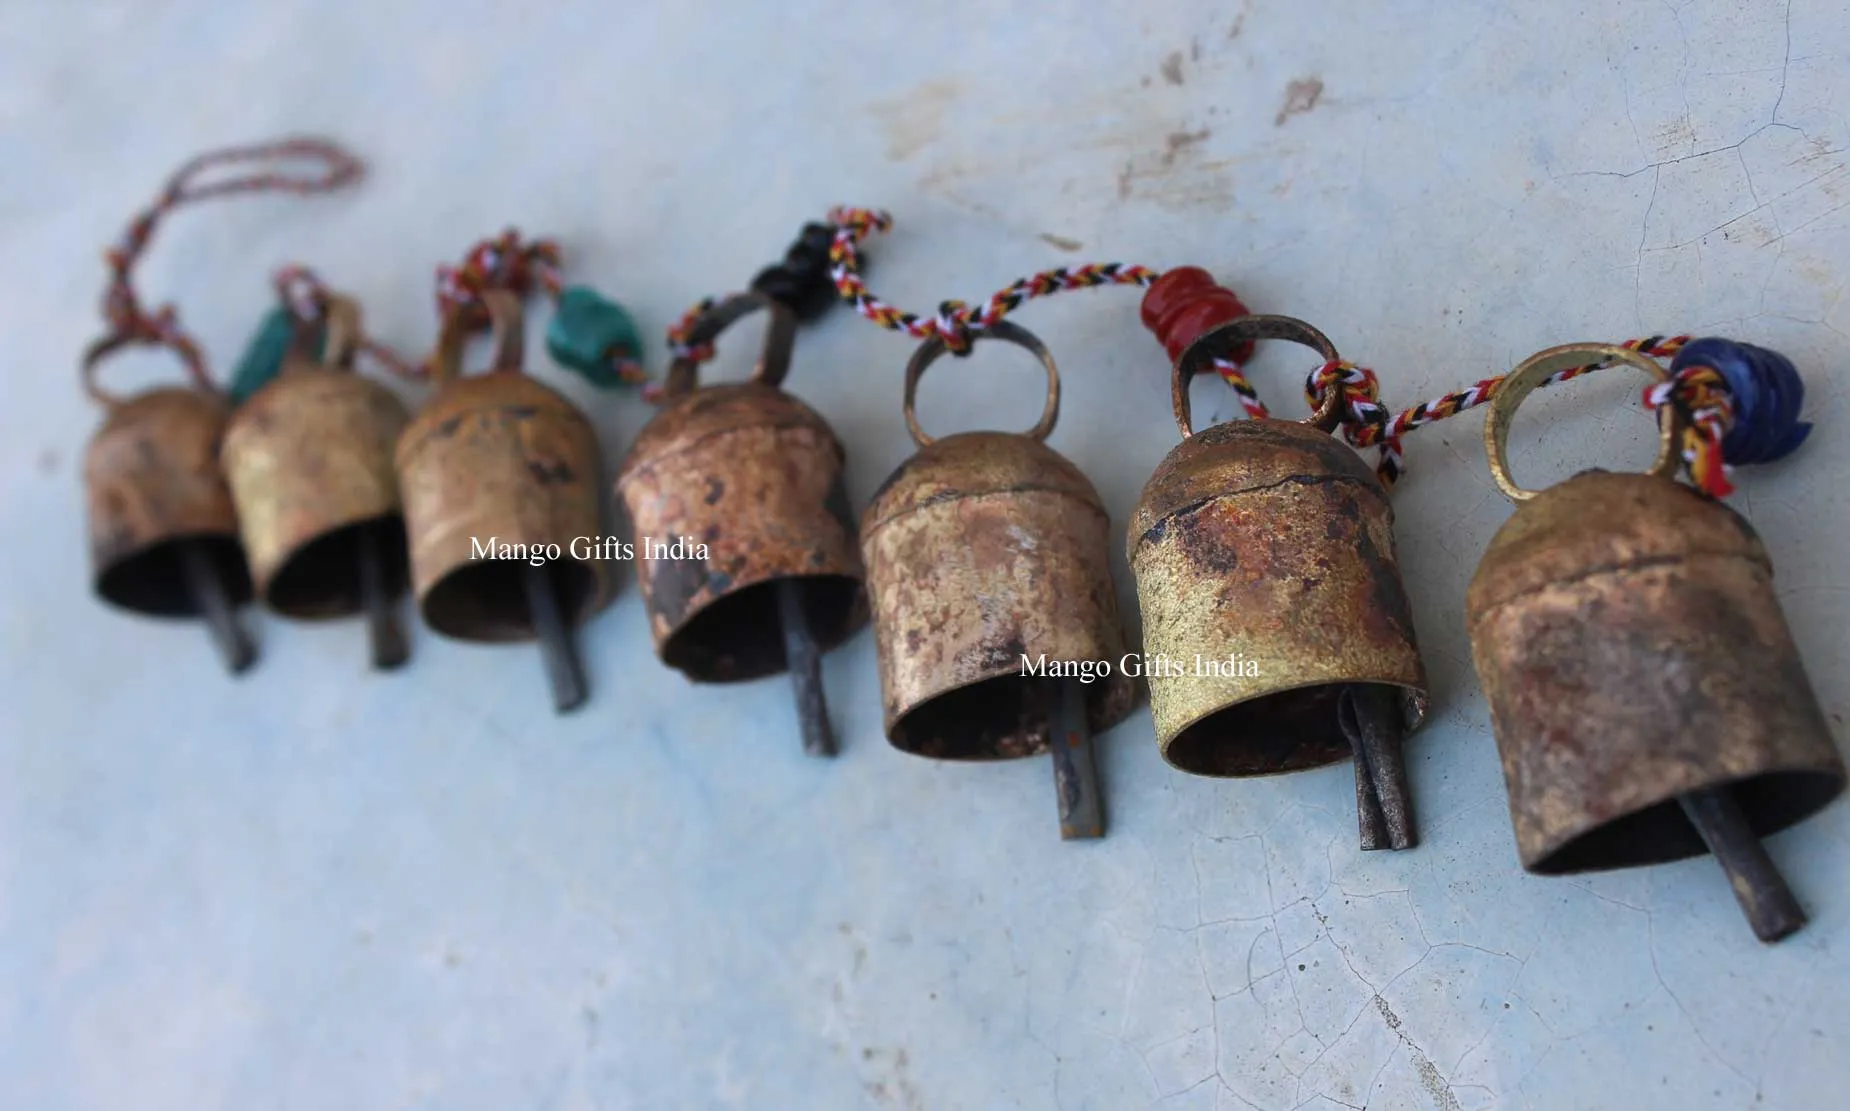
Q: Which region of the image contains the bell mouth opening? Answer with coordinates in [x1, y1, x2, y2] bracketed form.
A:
[265, 516, 410, 619]
[96, 533, 253, 618]
[661, 574, 864, 682]
[1528, 767, 1848, 875]
[1164, 681, 1424, 778]
[421, 557, 598, 643]
[890, 673, 1132, 762]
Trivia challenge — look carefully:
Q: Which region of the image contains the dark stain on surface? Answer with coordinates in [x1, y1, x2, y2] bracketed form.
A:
[647, 553, 728, 630]
[823, 477, 858, 537]
[703, 475, 725, 505]
[527, 458, 577, 485]
[1162, 128, 1211, 166]
[1276, 77, 1325, 126]
[1160, 51, 1185, 85]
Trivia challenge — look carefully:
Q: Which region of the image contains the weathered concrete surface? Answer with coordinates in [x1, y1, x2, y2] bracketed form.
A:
[1, 1, 1846, 1107]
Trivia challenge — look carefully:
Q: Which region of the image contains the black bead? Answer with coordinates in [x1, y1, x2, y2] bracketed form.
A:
[751, 222, 857, 322]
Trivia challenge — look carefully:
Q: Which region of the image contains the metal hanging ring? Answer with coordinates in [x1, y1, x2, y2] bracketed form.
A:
[1484, 342, 1681, 503]
[661, 290, 797, 400]
[1170, 314, 1344, 439]
[902, 319, 1061, 448]
[428, 288, 527, 384]
[79, 331, 216, 409]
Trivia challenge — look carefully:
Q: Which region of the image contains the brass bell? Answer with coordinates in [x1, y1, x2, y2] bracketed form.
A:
[860, 322, 1137, 839]
[220, 292, 412, 669]
[1466, 343, 1846, 943]
[616, 292, 865, 756]
[81, 336, 257, 674]
[395, 289, 611, 712]
[1127, 271, 1428, 851]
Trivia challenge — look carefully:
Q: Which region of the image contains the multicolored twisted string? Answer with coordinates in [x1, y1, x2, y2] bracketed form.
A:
[88, 137, 364, 395]
[270, 264, 421, 380]
[1306, 335, 1760, 496]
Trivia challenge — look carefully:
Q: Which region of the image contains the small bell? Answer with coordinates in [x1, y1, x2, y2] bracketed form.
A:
[1126, 269, 1428, 851]
[220, 292, 412, 669]
[615, 291, 865, 756]
[395, 289, 611, 712]
[860, 322, 1136, 839]
[81, 337, 257, 674]
[1466, 343, 1846, 943]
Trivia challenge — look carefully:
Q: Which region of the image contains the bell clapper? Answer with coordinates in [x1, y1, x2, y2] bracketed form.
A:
[357, 522, 409, 671]
[179, 539, 257, 675]
[1338, 685, 1417, 851]
[523, 564, 587, 714]
[1046, 678, 1104, 840]
[1676, 787, 1807, 944]
[777, 579, 838, 758]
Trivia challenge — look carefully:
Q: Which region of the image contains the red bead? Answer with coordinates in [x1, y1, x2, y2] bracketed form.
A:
[1140, 266, 1253, 366]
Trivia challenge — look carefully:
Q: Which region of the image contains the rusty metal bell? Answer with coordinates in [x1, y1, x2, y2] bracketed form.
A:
[1127, 275, 1428, 852]
[616, 292, 865, 757]
[395, 289, 611, 712]
[220, 294, 413, 670]
[860, 321, 1137, 840]
[1466, 343, 1846, 943]
[81, 335, 258, 674]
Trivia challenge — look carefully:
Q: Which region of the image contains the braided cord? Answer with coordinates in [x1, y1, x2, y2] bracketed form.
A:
[88, 137, 363, 392]
[1303, 335, 1742, 495]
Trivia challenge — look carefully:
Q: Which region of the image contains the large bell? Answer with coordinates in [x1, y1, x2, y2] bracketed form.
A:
[1127, 268, 1428, 852]
[81, 336, 256, 674]
[220, 294, 412, 669]
[860, 321, 1137, 839]
[395, 289, 610, 712]
[1466, 342, 1846, 943]
[616, 291, 865, 756]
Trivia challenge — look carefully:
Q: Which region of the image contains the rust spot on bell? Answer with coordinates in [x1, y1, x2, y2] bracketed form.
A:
[862, 431, 1138, 759]
[1466, 470, 1846, 875]
[84, 386, 253, 615]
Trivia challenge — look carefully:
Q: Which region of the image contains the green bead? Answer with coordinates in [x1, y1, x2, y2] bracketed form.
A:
[228, 305, 324, 406]
[546, 285, 643, 388]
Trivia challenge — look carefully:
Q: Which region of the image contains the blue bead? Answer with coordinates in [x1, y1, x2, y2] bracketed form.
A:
[546, 285, 643, 388]
[1671, 337, 1813, 465]
[228, 305, 324, 406]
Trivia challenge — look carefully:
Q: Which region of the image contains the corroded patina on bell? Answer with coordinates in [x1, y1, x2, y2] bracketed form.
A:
[616, 291, 865, 756]
[82, 337, 256, 674]
[1127, 269, 1428, 852]
[860, 321, 1136, 840]
[395, 289, 609, 712]
[220, 294, 412, 669]
[1467, 342, 1846, 943]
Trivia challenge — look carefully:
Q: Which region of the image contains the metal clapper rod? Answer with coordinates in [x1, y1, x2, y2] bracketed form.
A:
[358, 523, 408, 671]
[524, 564, 587, 713]
[1339, 684, 1417, 851]
[1678, 786, 1806, 943]
[180, 539, 257, 675]
[1047, 678, 1104, 840]
[778, 579, 837, 757]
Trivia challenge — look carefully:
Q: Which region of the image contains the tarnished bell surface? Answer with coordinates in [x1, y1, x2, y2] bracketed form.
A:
[395, 305, 609, 642]
[222, 331, 411, 617]
[85, 385, 251, 615]
[1467, 471, 1845, 875]
[861, 325, 1136, 760]
[1128, 318, 1427, 778]
[617, 294, 865, 681]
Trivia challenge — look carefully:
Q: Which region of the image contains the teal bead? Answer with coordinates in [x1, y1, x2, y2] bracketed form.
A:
[228, 305, 324, 406]
[546, 285, 643, 388]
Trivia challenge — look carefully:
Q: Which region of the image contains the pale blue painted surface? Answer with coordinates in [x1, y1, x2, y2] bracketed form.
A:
[1, 2, 1847, 1108]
